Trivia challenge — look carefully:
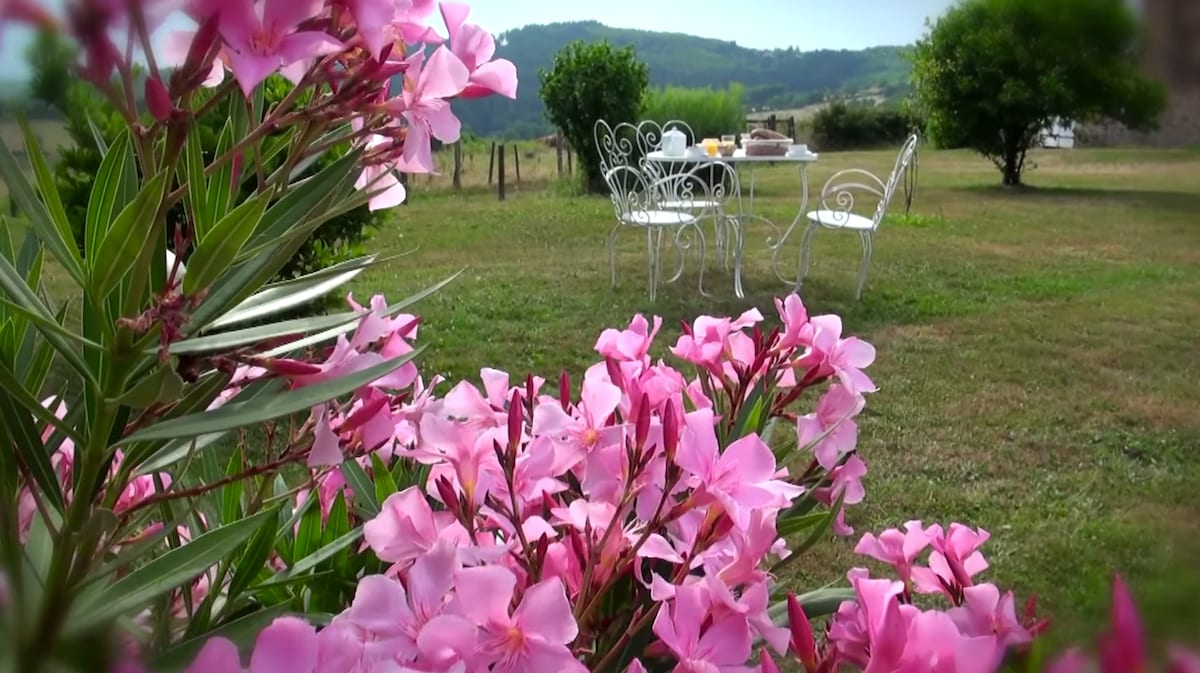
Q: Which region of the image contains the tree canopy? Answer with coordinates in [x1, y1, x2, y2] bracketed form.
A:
[911, 0, 1166, 186]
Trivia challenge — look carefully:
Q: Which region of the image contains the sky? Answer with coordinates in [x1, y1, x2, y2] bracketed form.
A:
[0, 0, 957, 81]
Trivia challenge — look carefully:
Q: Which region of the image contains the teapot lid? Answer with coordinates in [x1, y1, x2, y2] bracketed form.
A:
[664, 126, 684, 136]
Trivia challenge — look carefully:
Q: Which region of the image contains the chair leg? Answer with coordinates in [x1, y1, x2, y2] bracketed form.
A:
[694, 225, 710, 298]
[732, 218, 745, 299]
[856, 231, 873, 300]
[647, 227, 657, 301]
[796, 221, 819, 292]
[607, 223, 621, 290]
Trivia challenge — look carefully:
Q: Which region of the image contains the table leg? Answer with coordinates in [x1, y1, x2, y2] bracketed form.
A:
[769, 164, 812, 287]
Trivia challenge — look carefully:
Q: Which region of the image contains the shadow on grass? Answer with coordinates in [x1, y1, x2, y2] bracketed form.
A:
[953, 184, 1200, 217]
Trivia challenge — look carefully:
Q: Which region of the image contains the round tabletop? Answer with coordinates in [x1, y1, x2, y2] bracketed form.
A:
[645, 149, 819, 164]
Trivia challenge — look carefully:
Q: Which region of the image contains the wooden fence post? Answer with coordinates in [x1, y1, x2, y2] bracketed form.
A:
[512, 144, 521, 184]
[487, 141, 496, 185]
[556, 133, 564, 177]
[399, 172, 409, 205]
[452, 142, 462, 190]
[497, 144, 506, 201]
[767, 114, 777, 132]
[787, 116, 796, 139]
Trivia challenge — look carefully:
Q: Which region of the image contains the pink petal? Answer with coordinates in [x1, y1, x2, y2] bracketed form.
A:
[421, 103, 462, 144]
[452, 565, 514, 626]
[417, 46, 470, 100]
[307, 408, 342, 467]
[263, 0, 323, 33]
[249, 617, 317, 673]
[224, 49, 281, 97]
[277, 31, 345, 65]
[676, 409, 719, 481]
[464, 59, 518, 99]
[722, 434, 776, 483]
[186, 638, 242, 673]
[416, 614, 477, 666]
[347, 575, 409, 634]
[581, 379, 622, 427]
[695, 614, 753, 665]
[513, 577, 578, 644]
[438, 1, 470, 45]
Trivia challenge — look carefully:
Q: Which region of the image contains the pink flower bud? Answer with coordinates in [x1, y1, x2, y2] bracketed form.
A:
[559, 370, 571, 412]
[507, 390, 523, 451]
[787, 592, 818, 673]
[145, 77, 172, 122]
[262, 358, 323, 377]
[662, 399, 678, 463]
[634, 393, 650, 448]
[759, 648, 782, 673]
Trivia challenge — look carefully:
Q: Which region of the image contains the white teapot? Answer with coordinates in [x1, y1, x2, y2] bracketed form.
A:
[661, 126, 687, 157]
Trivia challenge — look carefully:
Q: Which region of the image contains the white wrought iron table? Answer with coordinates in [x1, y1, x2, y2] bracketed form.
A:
[645, 149, 819, 298]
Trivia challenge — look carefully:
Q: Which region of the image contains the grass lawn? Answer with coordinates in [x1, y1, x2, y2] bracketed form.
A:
[350, 145, 1200, 648]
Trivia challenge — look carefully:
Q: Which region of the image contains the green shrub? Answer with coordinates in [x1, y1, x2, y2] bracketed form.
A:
[540, 40, 650, 193]
[811, 99, 921, 151]
[640, 84, 745, 141]
[28, 32, 382, 282]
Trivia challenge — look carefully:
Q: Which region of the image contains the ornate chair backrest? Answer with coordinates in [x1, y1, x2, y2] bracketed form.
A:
[594, 119, 640, 177]
[819, 134, 920, 230]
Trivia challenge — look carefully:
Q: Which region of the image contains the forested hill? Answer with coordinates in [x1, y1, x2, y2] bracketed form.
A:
[451, 21, 912, 138]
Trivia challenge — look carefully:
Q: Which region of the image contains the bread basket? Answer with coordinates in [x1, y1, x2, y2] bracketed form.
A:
[741, 136, 792, 157]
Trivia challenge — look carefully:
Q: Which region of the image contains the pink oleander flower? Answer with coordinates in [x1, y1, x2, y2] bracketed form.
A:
[355, 132, 408, 211]
[451, 567, 586, 673]
[532, 377, 624, 475]
[386, 47, 470, 174]
[853, 520, 936, 586]
[364, 486, 468, 566]
[774, 293, 810, 350]
[671, 309, 763, 371]
[439, 1, 518, 99]
[676, 408, 802, 531]
[206, 0, 344, 96]
[912, 523, 990, 600]
[800, 314, 877, 395]
[343, 0, 396, 60]
[796, 383, 865, 469]
[948, 583, 1033, 647]
[653, 583, 754, 673]
[595, 314, 662, 365]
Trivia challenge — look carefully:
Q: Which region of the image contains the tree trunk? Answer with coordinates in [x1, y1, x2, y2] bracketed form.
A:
[1001, 130, 1023, 187]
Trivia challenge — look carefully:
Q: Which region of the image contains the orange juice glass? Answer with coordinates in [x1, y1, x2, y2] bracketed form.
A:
[702, 138, 719, 157]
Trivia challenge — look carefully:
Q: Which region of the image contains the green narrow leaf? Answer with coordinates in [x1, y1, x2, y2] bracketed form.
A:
[765, 587, 856, 627]
[86, 114, 110, 154]
[19, 324, 56, 392]
[772, 494, 845, 572]
[322, 492, 350, 574]
[0, 359, 81, 446]
[91, 169, 170, 297]
[339, 458, 378, 518]
[118, 365, 185, 409]
[207, 120, 236, 222]
[123, 370, 234, 471]
[0, 387, 64, 512]
[166, 306, 369, 356]
[220, 452, 244, 525]
[183, 191, 271, 296]
[0, 295, 104, 353]
[0, 135, 84, 285]
[227, 510, 280, 599]
[0, 255, 98, 385]
[17, 117, 73, 252]
[86, 130, 136, 262]
[293, 496, 322, 562]
[184, 125, 211, 239]
[151, 602, 292, 672]
[281, 528, 361, 581]
[208, 254, 377, 330]
[121, 350, 422, 445]
[131, 377, 276, 475]
[370, 453, 398, 504]
[730, 380, 767, 442]
[68, 508, 279, 634]
[190, 151, 362, 331]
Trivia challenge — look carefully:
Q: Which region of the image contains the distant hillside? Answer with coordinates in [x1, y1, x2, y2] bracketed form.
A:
[452, 21, 912, 139]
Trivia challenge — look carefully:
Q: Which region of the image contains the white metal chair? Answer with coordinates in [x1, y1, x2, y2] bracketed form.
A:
[797, 134, 919, 300]
[633, 120, 740, 266]
[595, 120, 733, 301]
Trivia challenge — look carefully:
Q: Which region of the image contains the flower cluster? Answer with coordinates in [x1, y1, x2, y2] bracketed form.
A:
[178, 292, 876, 673]
[5, 0, 517, 212]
